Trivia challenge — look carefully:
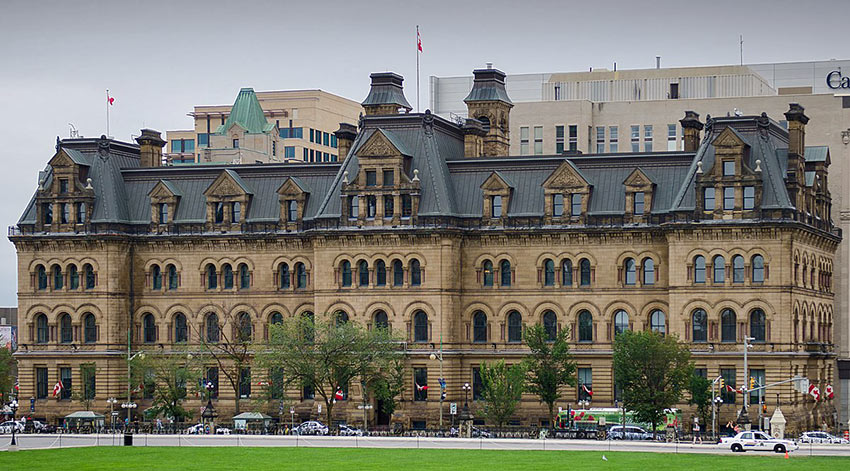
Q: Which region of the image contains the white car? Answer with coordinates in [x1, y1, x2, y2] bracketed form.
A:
[0, 420, 24, 434]
[799, 431, 849, 444]
[186, 423, 206, 434]
[720, 431, 799, 453]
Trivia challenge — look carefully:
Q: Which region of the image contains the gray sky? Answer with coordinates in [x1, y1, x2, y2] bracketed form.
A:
[0, 0, 846, 305]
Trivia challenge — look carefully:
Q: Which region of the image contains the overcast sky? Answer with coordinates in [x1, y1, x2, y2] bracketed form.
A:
[0, 0, 847, 306]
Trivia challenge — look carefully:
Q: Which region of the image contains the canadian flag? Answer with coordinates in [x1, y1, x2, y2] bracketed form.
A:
[416, 383, 428, 392]
[825, 384, 834, 400]
[725, 385, 737, 394]
[581, 384, 593, 396]
[107, 92, 114, 106]
[52, 381, 63, 397]
[417, 27, 422, 52]
[256, 381, 270, 386]
[334, 388, 345, 400]
[808, 384, 821, 401]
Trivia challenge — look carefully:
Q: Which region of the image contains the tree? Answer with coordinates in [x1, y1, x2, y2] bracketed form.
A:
[130, 349, 202, 422]
[688, 373, 712, 431]
[368, 357, 406, 419]
[72, 363, 97, 411]
[0, 349, 14, 403]
[612, 330, 694, 438]
[522, 324, 577, 427]
[194, 315, 253, 415]
[256, 314, 399, 427]
[479, 359, 525, 430]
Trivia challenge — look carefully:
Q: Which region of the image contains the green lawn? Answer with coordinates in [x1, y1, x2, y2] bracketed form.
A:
[0, 447, 847, 471]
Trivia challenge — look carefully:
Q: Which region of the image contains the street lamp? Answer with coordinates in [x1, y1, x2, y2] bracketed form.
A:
[461, 382, 471, 419]
[739, 336, 755, 430]
[125, 350, 145, 425]
[9, 399, 18, 447]
[429, 350, 445, 429]
[201, 398, 217, 434]
[107, 397, 118, 433]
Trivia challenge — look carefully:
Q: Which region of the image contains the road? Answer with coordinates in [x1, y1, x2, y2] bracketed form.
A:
[2, 434, 850, 456]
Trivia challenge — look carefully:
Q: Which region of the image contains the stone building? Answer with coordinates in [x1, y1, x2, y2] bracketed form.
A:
[10, 68, 839, 433]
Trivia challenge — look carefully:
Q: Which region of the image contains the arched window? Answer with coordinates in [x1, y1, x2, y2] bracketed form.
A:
[483, 260, 494, 287]
[375, 260, 386, 287]
[374, 310, 388, 330]
[410, 259, 422, 286]
[301, 311, 315, 342]
[507, 311, 522, 343]
[84, 263, 95, 289]
[491, 195, 502, 218]
[414, 311, 428, 342]
[36, 314, 48, 344]
[341, 261, 352, 287]
[239, 264, 250, 289]
[335, 310, 349, 326]
[392, 260, 404, 286]
[693, 256, 706, 283]
[295, 263, 307, 289]
[222, 264, 234, 289]
[712, 255, 725, 283]
[83, 313, 97, 343]
[143, 313, 156, 343]
[732, 255, 745, 283]
[500, 260, 512, 287]
[238, 312, 252, 341]
[624, 258, 636, 285]
[579, 258, 591, 286]
[750, 309, 766, 342]
[232, 202, 241, 223]
[215, 202, 224, 223]
[69, 264, 79, 290]
[578, 310, 593, 342]
[59, 313, 72, 343]
[206, 264, 217, 289]
[174, 313, 188, 343]
[152, 265, 162, 290]
[159, 203, 168, 224]
[37, 265, 47, 290]
[752, 255, 765, 283]
[562, 259, 573, 287]
[721, 309, 736, 343]
[614, 310, 629, 336]
[543, 259, 555, 286]
[270, 312, 283, 325]
[167, 264, 178, 290]
[543, 310, 557, 341]
[279, 263, 290, 289]
[206, 313, 220, 343]
[692, 309, 707, 343]
[650, 310, 665, 335]
[473, 311, 487, 343]
[358, 261, 369, 287]
[53, 265, 63, 290]
[642, 258, 655, 285]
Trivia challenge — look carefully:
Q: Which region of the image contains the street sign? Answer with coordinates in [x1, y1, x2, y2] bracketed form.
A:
[318, 404, 322, 414]
[450, 403, 457, 415]
[357, 405, 373, 410]
[795, 377, 809, 394]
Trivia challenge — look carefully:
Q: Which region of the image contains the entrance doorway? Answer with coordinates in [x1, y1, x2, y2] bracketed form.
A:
[376, 400, 390, 426]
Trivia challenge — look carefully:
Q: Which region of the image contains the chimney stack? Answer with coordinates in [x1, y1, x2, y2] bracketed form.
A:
[361, 72, 413, 116]
[679, 111, 704, 152]
[462, 118, 487, 158]
[784, 103, 809, 158]
[463, 66, 513, 156]
[136, 129, 166, 167]
[334, 123, 358, 160]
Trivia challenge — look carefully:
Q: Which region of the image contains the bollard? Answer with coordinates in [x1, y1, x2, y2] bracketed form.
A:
[123, 432, 133, 446]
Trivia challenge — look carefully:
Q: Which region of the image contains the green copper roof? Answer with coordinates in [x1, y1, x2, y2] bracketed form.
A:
[215, 88, 275, 135]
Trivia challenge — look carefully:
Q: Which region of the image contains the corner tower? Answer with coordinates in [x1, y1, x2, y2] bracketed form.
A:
[464, 66, 513, 156]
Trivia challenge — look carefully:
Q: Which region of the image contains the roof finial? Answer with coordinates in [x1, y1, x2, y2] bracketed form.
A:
[412, 169, 420, 182]
[342, 171, 349, 184]
[85, 178, 94, 190]
[755, 159, 762, 173]
[696, 161, 703, 174]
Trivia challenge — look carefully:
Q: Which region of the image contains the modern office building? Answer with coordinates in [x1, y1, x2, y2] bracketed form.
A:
[165, 89, 362, 165]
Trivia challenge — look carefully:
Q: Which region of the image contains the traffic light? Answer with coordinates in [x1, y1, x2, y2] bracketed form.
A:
[441, 391, 446, 401]
[750, 377, 756, 389]
[762, 403, 768, 414]
[718, 378, 725, 389]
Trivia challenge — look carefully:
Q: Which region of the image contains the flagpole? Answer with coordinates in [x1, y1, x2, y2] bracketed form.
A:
[106, 89, 110, 138]
[416, 25, 420, 112]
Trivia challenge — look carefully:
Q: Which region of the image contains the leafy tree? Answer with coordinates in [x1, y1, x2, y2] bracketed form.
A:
[688, 373, 712, 431]
[479, 359, 525, 430]
[612, 330, 693, 437]
[194, 315, 253, 415]
[72, 363, 98, 411]
[522, 324, 577, 427]
[0, 349, 14, 403]
[368, 357, 406, 419]
[130, 349, 202, 422]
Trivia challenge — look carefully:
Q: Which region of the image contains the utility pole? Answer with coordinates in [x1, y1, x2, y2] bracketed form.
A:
[739, 336, 755, 430]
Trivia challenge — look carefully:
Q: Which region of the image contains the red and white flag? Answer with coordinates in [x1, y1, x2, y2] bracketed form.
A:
[52, 381, 63, 397]
[725, 385, 737, 394]
[417, 26, 422, 52]
[107, 92, 114, 106]
[808, 384, 821, 401]
[581, 384, 593, 396]
[825, 384, 834, 400]
[334, 388, 345, 400]
[256, 381, 270, 387]
[416, 383, 428, 392]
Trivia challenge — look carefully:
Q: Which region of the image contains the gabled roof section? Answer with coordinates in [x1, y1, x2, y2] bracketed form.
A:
[357, 128, 412, 157]
[623, 167, 654, 187]
[148, 179, 183, 198]
[711, 126, 749, 149]
[215, 88, 275, 135]
[49, 147, 91, 167]
[542, 159, 591, 189]
[480, 171, 514, 191]
[204, 169, 254, 197]
[278, 176, 311, 195]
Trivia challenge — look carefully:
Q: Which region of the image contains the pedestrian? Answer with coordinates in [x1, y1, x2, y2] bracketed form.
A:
[733, 423, 741, 435]
[156, 418, 162, 433]
[692, 417, 702, 444]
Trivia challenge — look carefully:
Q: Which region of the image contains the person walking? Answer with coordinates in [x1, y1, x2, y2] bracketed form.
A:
[692, 417, 702, 444]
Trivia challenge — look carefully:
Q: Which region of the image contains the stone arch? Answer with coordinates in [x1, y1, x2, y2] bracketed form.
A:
[323, 300, 357, 320]
[462, 302, 496, 321]
[496, 302, 530, 322]
[365, 301, 396, 320]
[48, 303, 78, 322]
[292, 302, 316, 318]
[535, 252, 560, 267]
[259, 303, 291, 322]
[403, 253, 427, 267]
[531, 301, 565, 323]
[601, 300, 638, 321]
[133, 304, 164, 321]
[615, 251, 641, 266]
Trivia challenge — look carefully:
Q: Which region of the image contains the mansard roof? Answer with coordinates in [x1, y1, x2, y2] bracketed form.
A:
[215, 88, 275, 135]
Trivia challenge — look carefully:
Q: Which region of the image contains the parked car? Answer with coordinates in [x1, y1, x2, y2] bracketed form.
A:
[294, 421, 328, 436]
[0, 420, 24, 434]
[799, 431, 849, 444]
[338, 424, 363, 436]
[607, 425, 653, 440]
[448, 426, 491, 438]
[31, 420, 56, 433]
[185, 423, 206, 434]
[720, 431, 799, 453]
[215, 427, 231, 435]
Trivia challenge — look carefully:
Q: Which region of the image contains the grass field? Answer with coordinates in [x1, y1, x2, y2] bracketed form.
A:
[1, 447, 849, 471]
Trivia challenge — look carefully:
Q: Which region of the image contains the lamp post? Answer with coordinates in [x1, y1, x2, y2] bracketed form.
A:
[738, 336, 754, 430]
[107, 397, 117, 433]
[429, 350, 444, 430]
[125, 350, 145, 425]
[9, 399, 18, 447]
[201, 398, 217, 434]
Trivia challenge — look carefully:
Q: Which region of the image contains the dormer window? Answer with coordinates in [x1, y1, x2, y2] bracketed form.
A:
[553, 194, 564, 217]
[232, 138, 239, 148]
[61, 203, 69, 224]
[158, 203, 168, 224]
[367, 196, 377, 219]
[491, 196, 502, 218]
[232, 202, 241, 223]
[723, 187, 734, 210]
[723, 160, 735, 176]
[287, 200, 297, 222]
[215, 202, 225, 223]
[384, 197, 394, 218]
[633, 192, 645, 215]
[383, 170, 394, 186]
[77, 203, 86, 223]
[571, 194, 582, 216]
[42, 203, 53, 225]
[743, 186, 755, 210]
[349, 196, 359, 219]
[704, 187, 715, 211]
[60, 179, 68, 194]
[366, 171, 377, 187]
[402, 195, 412, 218]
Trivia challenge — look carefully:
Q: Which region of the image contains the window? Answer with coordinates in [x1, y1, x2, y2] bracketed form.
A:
[562, 259, 573, 286]
[374, 310, 388, 330]
[721, 309, 736, 343]
[348, 196, 358, 219]
[36, 314, 48, 343]
[323, 132, 330, 147]
[713, 255, 725, 283]
[36, 367, 48, 399]
[393, 260, 404, 286]
[37, 265, 47, 290]
[624, 258, 636, 285]
[507, 311, 522, 343]
[43, 203, 52, 225]
[520, 127, 529, 155]
[198, 133, 210, 146]
[401, 194, 412, 218]
[633, 192, 645, 215]
[642, 258, 655, 285]
[238, 312, 252, 341]
[750, 309, 766, 342]
[142, 313, 156, 343]
[667, 124, 677, 151]
[214, 202, 224, 223]
[84, 264, 95, 289]
[543, 259, 555, 286]
[284, 146, 295, 159]
[232, 138, 239, 148]
[335, 310, 349, 326]
[60, 367, 72, 400]
[295, 263, 307, 289]
[578, 368, 593, 401]
[77, 202, 86, 223]
[174, 313, 188, 343]
[207, 367, 219, 399]
[579, 259, 591, 286]
[414, 311, 428, 342]
[83, 313, 97, 343]
[571, 194, 582, 216]
[650, 310, 665, 335]
[732, 255, 745, 283]
[578, 310, 593, 342]
[720, 368, 736, 404]
[543, 310, 557, 342]
[60, 178, 68, 193]
[383, 195, 394, 218]
[473, 311, 487, 343]
[270, 367, 285, 400]
[270, 312, 283, 326]
[414, 368, 428, 401]
[752, 255, 765, 283]
[232, 202, 241, 223]
[609, 126, 618, 152]
[743, 186, 755, 210]
[553, 194, 564, 217]
[614, 310, 629, 335]
[331, 134, 337, 148]
[206, 313, 220, 343]
[556, 125, 565, 154]
[410, 259, 422, 286]
[723, 161, 735, 177]
[693, 256, 706, 283]
[279, 263, 290, 289]
[533, 126, 543, 154]
[341, 261, 352, 287]
[301, 381, 314, 400]
[61, 203, 69, 224]
[644, 125, 653, 152]
[692, 309, 707, 342]
[381, 170, 395, 188]
[596, 127, 605, 153]
[483, 260, 494, 287]
[59, 313, 72, 343]
[472, 367, 483, 401]
[152, 265, 162, 290]
[238, 264, 250, 289]
[491, 196, 502, 218]
[749, 369, 765, 405]
[358, 260, 369, 287]
[568, 125, 578, 152]
[158, 203, 168, 224]
[223, 264, 234, 289]
[723, 187, 734, 210]
[375, 260, 386, 286]
[500, 260, 511, 287]
[206, 264, 217, 289]
[239, 368, 251, 398]
[69, 264, 79, 290]
[167, 264, 178, 290]
[287, 200, 297, 222]
[366, 170, 377, 186]
[630, 125, 640, 152]
[53, 265, 63, 290]
[669, 83, 679, 99]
